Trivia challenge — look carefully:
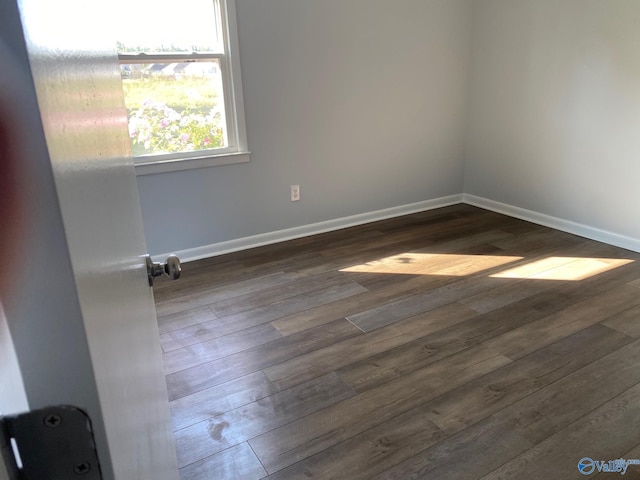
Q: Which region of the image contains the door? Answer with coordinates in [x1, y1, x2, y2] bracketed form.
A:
[0, 0, 178, 478]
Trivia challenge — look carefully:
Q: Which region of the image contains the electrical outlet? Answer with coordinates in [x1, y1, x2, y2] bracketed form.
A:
[290, 185, 300, 202]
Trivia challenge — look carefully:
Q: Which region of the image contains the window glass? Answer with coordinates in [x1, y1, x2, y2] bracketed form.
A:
[116, 0, 222, 53]
[120, 60, 227, 156]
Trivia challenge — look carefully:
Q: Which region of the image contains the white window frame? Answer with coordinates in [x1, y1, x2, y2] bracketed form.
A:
[118, 0, 249, 175]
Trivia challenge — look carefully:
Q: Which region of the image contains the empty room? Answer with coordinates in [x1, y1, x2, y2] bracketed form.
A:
[2, 0, 640, 479]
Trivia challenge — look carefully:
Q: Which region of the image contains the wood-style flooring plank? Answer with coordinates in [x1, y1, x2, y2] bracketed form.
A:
[348, 275, 512, 332]
[313, 326, 631, 480]
[479, 383, 640, 480]
[392, 337, 640, 480]
[421, 323, 632, 434]
[287, 209, 523, 280]
[271, 236, 633, 344]
[160, 280, 367, 351]
[250, 345, 511, 474]
[492, 337, 640, 445]
[174, 372, 355, 468]
[153, 257, 244, 301]
[154, 261, 294, 303]
[163, 323, 282, 374]
[166, 318, 361, 401]
[603, 305, 640, 338]
[178, 443, 266, 480]
[157, 306, 216, 336]
[347, 237, 625, 332]
[263, 302, 478, 390]
[347, 232, 514, 291]
[265, 407, 446, 480]
[269, 275, 453, 337]
[337, 286, 593, 393]
[155, 271, 308, 316]
[482, 284, 640, 361]
[370, 415, 533, 480]
[170, 371, 277, 431]
[591, 443, 640, 479]
[269, 229, 517, 336]
[206, 271, 352, 317]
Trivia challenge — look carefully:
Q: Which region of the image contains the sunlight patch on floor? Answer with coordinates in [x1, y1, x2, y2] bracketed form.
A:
[490, 257, 634, 281]
[340, 253, 523, 276]
[341, 253, 634, 281]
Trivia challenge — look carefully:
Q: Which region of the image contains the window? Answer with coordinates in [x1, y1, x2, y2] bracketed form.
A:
[116, 0, 248, 174]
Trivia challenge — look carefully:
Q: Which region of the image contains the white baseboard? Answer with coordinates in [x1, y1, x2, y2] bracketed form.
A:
[463, 193, 640, 253]
[164, 194, 464, 262]
[159, 193, 640, 262]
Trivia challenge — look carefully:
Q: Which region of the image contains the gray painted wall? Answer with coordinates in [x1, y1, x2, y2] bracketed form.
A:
[465, 0, 640, 241]
[138, 0, 473, 255]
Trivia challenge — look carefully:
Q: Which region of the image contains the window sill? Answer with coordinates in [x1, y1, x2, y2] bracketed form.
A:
[134, 151, 251, 176]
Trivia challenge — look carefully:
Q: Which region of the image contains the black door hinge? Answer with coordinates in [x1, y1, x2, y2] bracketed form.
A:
[0, 405, 103, 479]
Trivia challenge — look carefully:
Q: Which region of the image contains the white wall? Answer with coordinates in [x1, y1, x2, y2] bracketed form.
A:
[138, 0, 473, 255]
[465, 0, 640, 244]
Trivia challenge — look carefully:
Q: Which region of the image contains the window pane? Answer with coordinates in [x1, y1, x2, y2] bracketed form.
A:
[121, 61, 228, 156]
[115, 0, 222, 53]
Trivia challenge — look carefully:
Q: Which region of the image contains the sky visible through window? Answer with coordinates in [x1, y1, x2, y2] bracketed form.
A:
[115, 0, 222, 53]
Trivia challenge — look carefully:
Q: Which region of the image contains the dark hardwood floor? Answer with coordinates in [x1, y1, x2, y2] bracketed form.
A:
[152, 204, 640, 480]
